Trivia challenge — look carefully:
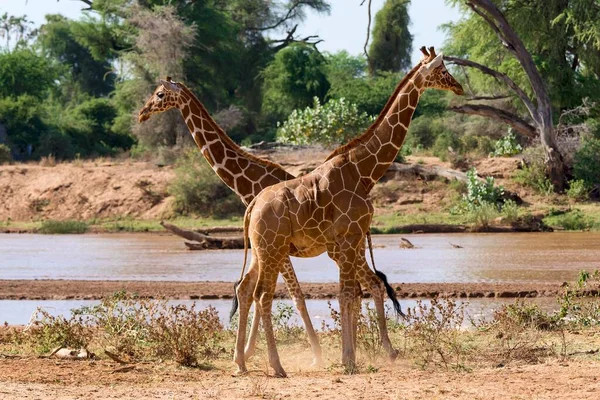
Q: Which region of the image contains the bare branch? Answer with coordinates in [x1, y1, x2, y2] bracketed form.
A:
[247, 1, 325, 32]
[269, 24, 322, 51]
[466, 95, 511, 101]
[444, 55, 537, 120]
[450, 104, 537, 138]
[362, 0, 373, 64]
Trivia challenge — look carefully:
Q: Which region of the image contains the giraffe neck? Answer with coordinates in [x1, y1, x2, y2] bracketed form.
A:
[345, 71, 425, 192]
[176, 86, 294, 204]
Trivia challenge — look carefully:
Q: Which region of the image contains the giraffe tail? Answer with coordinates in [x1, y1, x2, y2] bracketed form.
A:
[367, 231, 405, 318]
[229, 198, 256, 322]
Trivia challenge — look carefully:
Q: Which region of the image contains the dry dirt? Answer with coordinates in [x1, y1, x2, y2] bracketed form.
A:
[0, 151, 523, 223]
[0, 280, 567, 301]
[1, 356, 599, 399]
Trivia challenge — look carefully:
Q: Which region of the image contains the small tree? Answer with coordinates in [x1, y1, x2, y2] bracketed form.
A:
[276, 97, 374, 146]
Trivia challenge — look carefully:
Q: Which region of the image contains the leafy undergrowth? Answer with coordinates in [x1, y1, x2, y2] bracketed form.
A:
[3, 271, 600, 373]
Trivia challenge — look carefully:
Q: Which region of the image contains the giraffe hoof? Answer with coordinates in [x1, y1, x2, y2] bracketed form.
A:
[389, 349, 399, 362]
[232, 368, 248, 377]
[310, 358, 324, 368]
[273, 369, 287, 378]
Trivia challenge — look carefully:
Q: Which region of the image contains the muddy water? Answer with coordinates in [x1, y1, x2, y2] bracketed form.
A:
[1, 232, 600, 283]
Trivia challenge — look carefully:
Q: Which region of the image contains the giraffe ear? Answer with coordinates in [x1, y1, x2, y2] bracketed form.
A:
[422, 53, 444, 73]
[159, 79, 181, 93]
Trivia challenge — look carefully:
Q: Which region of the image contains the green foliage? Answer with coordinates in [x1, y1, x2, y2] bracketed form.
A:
[544, 209, 594, 231]
[492, 129, 523, 157]
[39, 220, 89, 234]
[169, 149, 244, 217]
[37, 14, 116, 97]
[0, 49, 56, 99]
[0, 95, 50, 159]
[566, 179, 591, 202]
[444, 0, 600, 113]
[262, 43, 330, 121]
[573, 138, 600, 187]
[276, 97, 374, 146]
[500, 199, 520, 224]
[432, 131, 461, 161]
[0, 144, 12, 164]
[513, 146, 554, 196]
[327, 68, 400, 116]
[368, 0, 412, 74]
[23, 291, 226, 366]
[453, 168, 505, 215]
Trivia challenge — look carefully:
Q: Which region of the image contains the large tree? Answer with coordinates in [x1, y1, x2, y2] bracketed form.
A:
[444, 0, 600, 191]
[261, 42, 330, 121]
[367, 0, 412, 74]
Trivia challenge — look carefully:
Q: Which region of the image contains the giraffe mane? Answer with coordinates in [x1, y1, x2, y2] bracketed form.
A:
[176, 82, 290, 174]
[324, 62, 423, 161]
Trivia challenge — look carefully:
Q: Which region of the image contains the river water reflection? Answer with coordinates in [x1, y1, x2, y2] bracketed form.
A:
[1, 232, 599, 283]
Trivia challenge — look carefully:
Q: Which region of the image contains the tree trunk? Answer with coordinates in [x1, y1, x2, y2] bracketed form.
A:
[462, 0, 567, 191]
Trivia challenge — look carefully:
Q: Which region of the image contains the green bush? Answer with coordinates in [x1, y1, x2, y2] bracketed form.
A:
[566, 179, 590, 202]
[0, 144, 11, 164]
[39, 220, 89, 234]
[432, 131, 461, 162]
[513, 146, 554, 196]
[169, 149, 244, 217]
[491, 129, 522, 157]
[500, 199, 520, 224]
[544, 210, 593, 231]
[462, 168, 504, 211]
[276, 97, 374, 146]
[573, 138, 600, 188]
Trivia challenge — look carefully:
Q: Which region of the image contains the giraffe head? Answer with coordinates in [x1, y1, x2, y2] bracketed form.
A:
[138, 77, 184, 122]
[417, 47, 464, 95]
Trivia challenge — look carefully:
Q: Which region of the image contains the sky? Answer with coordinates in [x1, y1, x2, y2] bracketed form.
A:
[2, 0, 462, 64]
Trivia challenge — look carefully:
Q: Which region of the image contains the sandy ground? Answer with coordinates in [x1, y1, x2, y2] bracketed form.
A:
[1, 356, 599, 399]
[0, 280, 568, 301]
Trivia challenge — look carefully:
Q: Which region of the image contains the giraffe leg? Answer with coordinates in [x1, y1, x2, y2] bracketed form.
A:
[281, 257, 323, 367]
[255, 255, 287, 377]
[331, 236, 361, 373]
[244, 303, 261, 361]
[358, 265, 399, 361]
[351, 284, 363, 351]
[233, 257, 258, 376]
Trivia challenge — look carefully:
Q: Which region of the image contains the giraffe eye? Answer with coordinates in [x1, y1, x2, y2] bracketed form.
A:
[157, 92, 165, 99]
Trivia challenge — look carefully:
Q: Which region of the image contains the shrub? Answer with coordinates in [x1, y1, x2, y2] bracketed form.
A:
[0, 143, 11, 164]
[169, 149, 244, 217]
[462, 168, 504, 211]
[573, 138, 600, 188]
[276, 97, 374, 146]
[432, 131, 461, 162]
[544, 209, 593, 231]
[466, 201, 499, 228]
[148, 303, 223, 366]
[39, 220, 88, 234]
[513, 146, 553, 196]
[405, 299, 469, 370]
[491, 129, 522, 157]
[24, 308, 93, 354]
[500, 199, 520, 224]
[566, 179, 590, 202]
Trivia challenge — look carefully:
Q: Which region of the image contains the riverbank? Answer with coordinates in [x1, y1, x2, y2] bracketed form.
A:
[1, 153, 599, 235]
[0, 280, 578, 301]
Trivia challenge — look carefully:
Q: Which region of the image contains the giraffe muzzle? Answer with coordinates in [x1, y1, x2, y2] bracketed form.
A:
[138, 107, 151, 123]
[452, 83, 465, 96]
